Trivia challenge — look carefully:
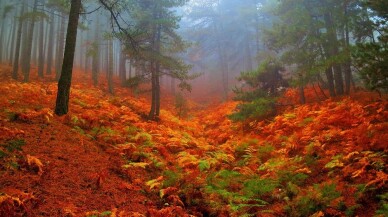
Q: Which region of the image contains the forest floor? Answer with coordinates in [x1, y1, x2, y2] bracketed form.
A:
[0, 64, 387, 217]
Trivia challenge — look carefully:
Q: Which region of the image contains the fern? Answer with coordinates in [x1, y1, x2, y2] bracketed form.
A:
[134, 132, 154, 147]
[375, 192, 388, 216]
[199, 160, 211, 172]
[1, 139, 26, 152]
[243, 177, 278, 197]
[162, 170, 181, 188]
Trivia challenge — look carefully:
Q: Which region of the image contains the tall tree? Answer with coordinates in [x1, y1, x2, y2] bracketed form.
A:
[37, 0, 46, 78]
[0, 4, 14, 63]
[55, 0, 82, 115]
[91, 16, 100, 86]
[21, 0, 38, 82]
[12, 1, 25, 80]
[46, 12, 55, 75]
[131, 0, 191, 120]
[55, 12, 66, 80]
[353, 0, 388, 92]
[264, 0, 366, 97]
[107, 34, 114, 94]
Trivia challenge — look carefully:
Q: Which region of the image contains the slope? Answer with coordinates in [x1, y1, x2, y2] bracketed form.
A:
[0, 64, 387, 216]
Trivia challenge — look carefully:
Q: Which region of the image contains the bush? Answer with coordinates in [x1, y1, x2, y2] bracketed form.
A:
[230, 58, 286, 122]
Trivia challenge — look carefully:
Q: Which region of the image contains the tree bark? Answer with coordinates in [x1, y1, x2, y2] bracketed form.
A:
[215, 23, 229, 101]
[12, 2, 25, 80]
[9, 17, 17, 66]
[299, 85, 306, 104]
[108, 37, 114, 94]
[55, 13, 66, 80]
[55, 0, 82, 116]
[149, 8, 162, 120]
[84, 29, 90, 74]
[324, 12, 344, 95]
[46, 12, 55, 75]
[38, 6, 45, 78]
[0, 7, 6, 63]
[325, 68, 336, 97]
[343, 1, 352, 94]
[22, 0, 38, 82]
[119, 44, 126, 86]
[92, 17, 100, 86]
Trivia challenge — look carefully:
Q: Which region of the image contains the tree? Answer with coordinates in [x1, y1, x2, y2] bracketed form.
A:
[353, 0, 388, 93]
[37, 0, 46, 78]
[12, 1, 26, 80]
[230, 58, 286, 122]
[264, 0, 369, 97]
[54, 0, 82, 116]
[0, 4, 14, 63]
[126, 0, 192, 120]
[46, 12, 55, 75]
[182, 0, 269, 100]
[21, 0, 38, 82]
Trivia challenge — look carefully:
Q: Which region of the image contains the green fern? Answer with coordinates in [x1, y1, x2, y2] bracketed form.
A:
[243, 177, 278, 197]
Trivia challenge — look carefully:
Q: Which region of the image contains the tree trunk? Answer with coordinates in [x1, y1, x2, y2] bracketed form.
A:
[92, 17, 100, 86]
[56, 13, 66, 80]
[32, 23, 39, 65]
[343, 1, 352, 94]
[215, 23, 229, 101]
[79, 30, 83, 70]
[0, 9, 6, 63]
[324, 12, 344, 95]
[149, 8, 162, 120]
[244, 33, 253, 72]
[155, 64, 161, 117]
[55, 0, 82, 116]
[22, 0, 38, 82]
[46, 12, 55, 75]
[325, 68, 336, 97]
[108, 37, 114, 94]
[9, 17, 17, 66]
[119, 45, 126, 86]
[149, 62, 156, 119]
[38, 7, 45, 78]
[12, 2, 25, 80]
[129, 59, 132, 78]
[5, 17, 15, 63]
[84, 29, 90, 74]
[155, 23, 162, 118]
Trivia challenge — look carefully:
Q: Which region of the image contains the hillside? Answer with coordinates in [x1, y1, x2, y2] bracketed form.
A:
[0, 65, 387, 217]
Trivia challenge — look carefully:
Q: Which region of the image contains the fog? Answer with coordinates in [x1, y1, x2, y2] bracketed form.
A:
[0, 0, 385, 105]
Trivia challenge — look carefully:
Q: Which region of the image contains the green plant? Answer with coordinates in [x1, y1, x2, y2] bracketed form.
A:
[298, 117, 314, 126]
[0, 150, 7, 158]
[1, 139, 26, 152]
[229, 58, 286, 122]
[162, 170, 181, 188]
[125, 125, 139, 136]
[285, 182, 342, 217]
[205, 171, 275, 215]
[243, 177, 278, 197]
[375, 192, 388, 216]
[257, 143, 275, 163]
[134, 132, 153, 147]
[325, 154, 344, 169]
[229, 97, 276, 122]
[175, 93, 188, 119]
[198, 160, 211, 172]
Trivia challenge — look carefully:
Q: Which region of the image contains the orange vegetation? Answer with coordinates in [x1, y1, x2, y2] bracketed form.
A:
[0, 65, 387, 216]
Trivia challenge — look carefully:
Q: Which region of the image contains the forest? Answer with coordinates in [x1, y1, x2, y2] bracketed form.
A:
[0, 0, 387, 216]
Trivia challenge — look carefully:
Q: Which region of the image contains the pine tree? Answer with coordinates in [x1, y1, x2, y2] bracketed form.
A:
[55, 0, 82, 115]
